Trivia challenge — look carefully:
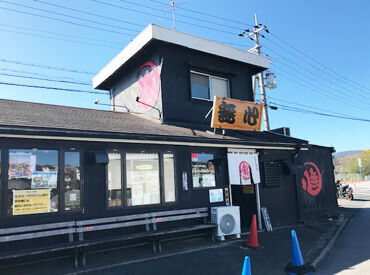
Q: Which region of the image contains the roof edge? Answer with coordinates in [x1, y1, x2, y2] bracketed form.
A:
[93, 24, 271, 90]
[93, 24, 155, 89]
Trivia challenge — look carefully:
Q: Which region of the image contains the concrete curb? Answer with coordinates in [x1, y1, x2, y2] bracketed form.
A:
[311, 207, 362, 268]
[311, 217, 349, 268]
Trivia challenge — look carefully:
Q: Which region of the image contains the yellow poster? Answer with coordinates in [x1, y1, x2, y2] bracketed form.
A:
[211, 96, 263, 131]
[13, 189, 50, 215]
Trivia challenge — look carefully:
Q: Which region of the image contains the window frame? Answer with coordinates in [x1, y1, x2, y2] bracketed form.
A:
[161, 151, 177, 204]
[105, 149, 124, 209]
[190, 152, 218, 189]
[6, 147, 61, 217]
[63, 149, 83, 212]
[3, 146, 84, 219]
[105, 150, 177, 210]
[190, 70, 230, 101]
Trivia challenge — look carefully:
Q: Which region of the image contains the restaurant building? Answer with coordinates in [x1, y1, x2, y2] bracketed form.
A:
[0, 25, 338, 256]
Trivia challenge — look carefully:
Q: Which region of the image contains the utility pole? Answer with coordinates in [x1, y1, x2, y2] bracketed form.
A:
[238, 15, 272, 231]
[239, 14, 270, 131]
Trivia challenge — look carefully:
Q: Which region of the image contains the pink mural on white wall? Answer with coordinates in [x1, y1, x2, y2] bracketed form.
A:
[136, 61, 161, 111]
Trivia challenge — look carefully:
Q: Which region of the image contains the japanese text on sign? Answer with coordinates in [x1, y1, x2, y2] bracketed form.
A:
[211, 96, 263, 131]
[13, 189, 50, 215]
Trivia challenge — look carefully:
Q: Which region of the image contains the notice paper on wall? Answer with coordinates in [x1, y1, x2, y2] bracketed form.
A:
[227, 153, 260, 185]
[209, 188, 224, 203]
[202, 174, 216, 187]
[13, 189, 50, 216]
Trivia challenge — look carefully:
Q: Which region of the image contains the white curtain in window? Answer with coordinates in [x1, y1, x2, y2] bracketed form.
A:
[126, 153, 160, 206]
[107, 153, 121, 190]
[211, 77, 229, 98]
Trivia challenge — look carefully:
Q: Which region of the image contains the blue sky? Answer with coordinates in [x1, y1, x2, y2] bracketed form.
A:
[0, 0, 369, 152]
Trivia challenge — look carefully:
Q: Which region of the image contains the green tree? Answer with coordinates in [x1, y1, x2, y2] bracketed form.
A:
[345, 158, 358, 174]
[360, 149, 370, 176]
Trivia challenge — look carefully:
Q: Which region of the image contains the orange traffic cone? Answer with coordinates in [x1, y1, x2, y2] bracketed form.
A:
[247, 214, 260, 248]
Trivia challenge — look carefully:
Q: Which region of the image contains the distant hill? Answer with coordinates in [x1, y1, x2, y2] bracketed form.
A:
[333, 150, 362, 159]
[333, 150, 363, 176]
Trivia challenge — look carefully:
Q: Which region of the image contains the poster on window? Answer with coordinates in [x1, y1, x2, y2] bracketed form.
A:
[202, 174, 216, 187]
[13, 189, 50, 215]
[209, 188, 224, 203]
[227, 153, 260, 185]
[31, 171, 58, 189]
[9, 152, 33, 179]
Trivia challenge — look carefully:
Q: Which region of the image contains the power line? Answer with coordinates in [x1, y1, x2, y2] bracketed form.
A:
[267, 96, 345, 116]
[268, 32, 370, 92]
[263, 34, 370, 94]
[0, 81, 108, 95]
[271, 63, 370, 110]
[0, 59, 96, 75]
[33, 0, 146, 28]
[0, 27, 121, 49]
[119, 0, 240, 32]
[0, 68, 90, 82]
[271, 62, 370, 105]
[264, 45, 370, 100]
[0, 23, 124, 46]
[0, 4, 134, 37]
[0, 0, 140, 33]
[269, 101, 370, 122]
[149, 0, 253, 27]
[0, 72, 91, 86]
[272, 69, 370, 112]
[92, 0, 237, 35]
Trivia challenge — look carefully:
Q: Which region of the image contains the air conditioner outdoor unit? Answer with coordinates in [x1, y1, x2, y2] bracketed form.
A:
[211, 206, 241, 241]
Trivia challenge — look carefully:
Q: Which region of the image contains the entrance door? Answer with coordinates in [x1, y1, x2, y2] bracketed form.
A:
[227, 149, 259, 232]
[231, 185, 257, 232]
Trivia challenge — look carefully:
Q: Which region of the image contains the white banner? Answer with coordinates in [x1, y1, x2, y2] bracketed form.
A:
[227, 153, 260, 185]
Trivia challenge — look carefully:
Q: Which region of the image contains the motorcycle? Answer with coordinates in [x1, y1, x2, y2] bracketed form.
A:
[335, 180, 354, 200]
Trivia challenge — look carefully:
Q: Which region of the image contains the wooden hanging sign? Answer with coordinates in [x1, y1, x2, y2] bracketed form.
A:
[211, 96, 263, 131]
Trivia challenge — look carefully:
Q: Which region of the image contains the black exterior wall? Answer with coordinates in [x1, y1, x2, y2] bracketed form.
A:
[108, 41, 258, 125]
[258, 150, 299, 227]
[295, 146, 338, 221]
[158, 42, 255, 125]
[0, 138, 228, 229]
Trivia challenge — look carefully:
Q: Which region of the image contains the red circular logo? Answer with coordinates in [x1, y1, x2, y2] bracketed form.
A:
[136, 61, 161, 111]
[239, 161, 250, 181]
[301, 162, 322, 196]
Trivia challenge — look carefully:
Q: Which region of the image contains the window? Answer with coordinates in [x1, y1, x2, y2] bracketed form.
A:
[107, 152, 122, 207]
[126, 153, 160, 206]
[8, 149, 59, 216]
[190, 71, 229, 101]
[64, 151, 81, 211]
[191, 153, 216, 188]
[163, 153, 176, 202]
